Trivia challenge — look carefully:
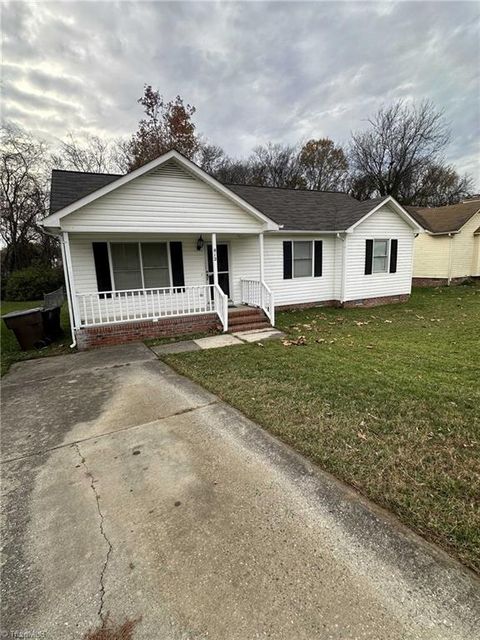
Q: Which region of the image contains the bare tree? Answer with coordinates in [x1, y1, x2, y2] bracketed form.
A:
[0, 125, 51, 275]
[404, 163, 472, 207]
[250, 143, 303, 188]
[196, 144, 227, 175]
[299, 138, 348, 191]
[350, 100, 451, 199]
[52, 132, 122, 173]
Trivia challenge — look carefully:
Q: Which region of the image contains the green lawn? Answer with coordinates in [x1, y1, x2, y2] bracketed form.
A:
[1, 300, 72, 376]
[162, 285, 480, 572]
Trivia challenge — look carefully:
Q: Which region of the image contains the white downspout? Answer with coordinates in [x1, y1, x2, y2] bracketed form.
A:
[59, 236, 77, 348]
[338, 233, 348, 305]
[62, 231, 80, 348]
[258, 232, 265, 310]
[41, 227, 77, 349]
[447, 233, 454, 285]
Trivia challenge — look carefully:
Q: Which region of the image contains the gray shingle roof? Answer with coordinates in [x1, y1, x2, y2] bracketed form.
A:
[48, 168, 384, 231]
[50, 169, 121, 214]
[225, 184, 376, 230]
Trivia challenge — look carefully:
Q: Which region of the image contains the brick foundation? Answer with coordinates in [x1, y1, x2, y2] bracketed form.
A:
[412, 276, 471, 287]
[76, 313, 221, 350]
[277, 294, 409, 311]
[342, 293, 410, 308]
[276, 300, 338, 311]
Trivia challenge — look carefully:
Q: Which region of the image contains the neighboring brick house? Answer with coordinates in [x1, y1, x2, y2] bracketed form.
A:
[40, 150, 422, 349]
[408, 199, 480, 286]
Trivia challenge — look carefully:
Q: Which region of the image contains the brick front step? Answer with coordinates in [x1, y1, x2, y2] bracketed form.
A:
[229, 321, 272, 332]
[228, 308, 268, 327]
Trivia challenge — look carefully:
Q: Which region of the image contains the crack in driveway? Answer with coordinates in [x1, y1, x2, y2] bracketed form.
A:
[73, 442, 113, 623]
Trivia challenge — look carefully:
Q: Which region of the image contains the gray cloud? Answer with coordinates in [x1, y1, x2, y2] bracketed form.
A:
[2, 0, 479, 184]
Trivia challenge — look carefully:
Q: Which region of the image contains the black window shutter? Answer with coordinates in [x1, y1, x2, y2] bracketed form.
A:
[283, 241, 292, 279]
[170, 242, 185, 287]
[389, 239, 398, 273]
[365, 239, 373, 275]
[314, 241, 323, 277]
[92, 242, 112, 292]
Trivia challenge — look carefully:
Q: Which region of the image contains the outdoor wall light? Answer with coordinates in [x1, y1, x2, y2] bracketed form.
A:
[196, 235, 204, 251]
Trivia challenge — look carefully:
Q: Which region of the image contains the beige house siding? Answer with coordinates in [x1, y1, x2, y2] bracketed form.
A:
[413, 211, 480, 279]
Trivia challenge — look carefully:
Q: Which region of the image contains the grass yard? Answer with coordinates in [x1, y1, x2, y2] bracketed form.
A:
[163, 285, 480, 572]
[1, 300, 72, 376]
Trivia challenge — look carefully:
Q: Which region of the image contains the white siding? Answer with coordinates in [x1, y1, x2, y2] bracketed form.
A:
[345, 204, 414, 301]
[229, 236, 261, 303]
[62, 160, 264, 234]
[263, 235, 336, 306]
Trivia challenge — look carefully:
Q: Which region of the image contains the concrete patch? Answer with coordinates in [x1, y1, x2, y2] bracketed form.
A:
[151, 340, 201, 355]
[193, 334, 243, 349]
[233, 328, 285, 342]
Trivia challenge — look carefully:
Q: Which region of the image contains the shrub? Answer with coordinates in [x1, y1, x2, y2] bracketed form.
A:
[5, 266, 64, 301]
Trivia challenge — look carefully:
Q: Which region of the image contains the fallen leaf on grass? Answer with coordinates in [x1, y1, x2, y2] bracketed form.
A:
[357, 431, 368, 440]
[384, 320, 393, 324]
[282, 335, 307, 346]
[366, 345, 374, 349]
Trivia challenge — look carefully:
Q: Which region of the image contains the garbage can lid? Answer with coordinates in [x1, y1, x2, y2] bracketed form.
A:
[2, 307, 43, 319]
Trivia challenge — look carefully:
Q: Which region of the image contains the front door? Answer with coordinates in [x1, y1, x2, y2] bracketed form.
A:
[206, 244, 230, 298]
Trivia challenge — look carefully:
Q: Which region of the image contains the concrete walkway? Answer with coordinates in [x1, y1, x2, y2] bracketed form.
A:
[1, 343, 479, 639]
[152, 327, 284, 355]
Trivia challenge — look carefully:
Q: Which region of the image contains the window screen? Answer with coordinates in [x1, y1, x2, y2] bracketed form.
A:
[293, 241, 313, 278]
[373, 240, 389, 273]
[141, 243, 169, 288]
[110, 243, 142, 290]
[110, 242, 170, 290]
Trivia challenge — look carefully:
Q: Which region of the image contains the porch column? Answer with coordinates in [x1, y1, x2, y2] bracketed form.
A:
[211, 233, 219, 286]
[62, 231, 80, 329]
[258, 232, 265, 281]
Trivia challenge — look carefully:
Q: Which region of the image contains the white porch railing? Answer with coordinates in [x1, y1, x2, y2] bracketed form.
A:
[240, 279, 275, 326]
[76, 284, 229, 332]
[213, 283, 228, 332]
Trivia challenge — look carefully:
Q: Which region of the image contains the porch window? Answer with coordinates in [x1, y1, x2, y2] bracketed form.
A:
[293, 241, 313, 277]
[110, 242, 170, 290]
[373, 239, 389, 273]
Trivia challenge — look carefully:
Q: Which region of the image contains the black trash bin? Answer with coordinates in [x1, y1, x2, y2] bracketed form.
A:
[42, 286, 65, 340]
[2, 308, 45, 351]
[42, 306, 63, 339]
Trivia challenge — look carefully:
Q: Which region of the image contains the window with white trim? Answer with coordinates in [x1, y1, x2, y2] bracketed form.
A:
[373, 239, 389, 273]
[110, 243, 170, 290]
[293, 241, 313, 277]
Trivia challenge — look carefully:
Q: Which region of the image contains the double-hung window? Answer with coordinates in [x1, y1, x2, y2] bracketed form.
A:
[373, 239, 389, 273]
[293, 241, 313, 277]
[110, 243, 170, 290]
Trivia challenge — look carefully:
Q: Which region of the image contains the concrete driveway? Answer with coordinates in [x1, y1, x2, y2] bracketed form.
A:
[1, 343, 479, 639]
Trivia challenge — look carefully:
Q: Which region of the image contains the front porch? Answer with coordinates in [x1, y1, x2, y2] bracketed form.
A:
[63, 231, 275, 348]
[74, 300, 271, 350]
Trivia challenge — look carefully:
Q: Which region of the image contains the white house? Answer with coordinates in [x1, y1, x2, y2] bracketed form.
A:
[40, 150, 423, 349]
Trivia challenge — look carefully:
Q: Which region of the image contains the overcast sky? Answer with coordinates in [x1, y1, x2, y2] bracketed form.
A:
[2, 1, 479, 184]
